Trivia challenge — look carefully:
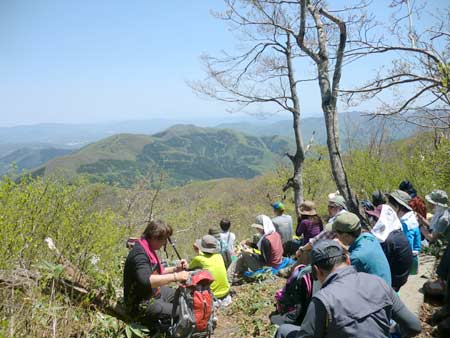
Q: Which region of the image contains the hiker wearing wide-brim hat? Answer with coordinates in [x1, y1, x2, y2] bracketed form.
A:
[299, 200, 317, 216]
[190, 235, 230, 301]
[420, 189, 450, 303]
[387, 190, 413, 211]
[194, 235, 220, 254]
[387, 190, 421, 275]
[284, 200, 323, 256]
[425, 190, 449, 208]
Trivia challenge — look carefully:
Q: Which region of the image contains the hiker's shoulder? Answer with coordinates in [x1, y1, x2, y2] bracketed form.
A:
[127, 242, 145, 257]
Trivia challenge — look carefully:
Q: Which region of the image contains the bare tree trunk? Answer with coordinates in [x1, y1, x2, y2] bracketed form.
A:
[295, 0, 359, 214]
[284, 34, 305, 217]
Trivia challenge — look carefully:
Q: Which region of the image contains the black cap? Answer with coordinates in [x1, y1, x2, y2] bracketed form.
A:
[311, 240, 344, 265]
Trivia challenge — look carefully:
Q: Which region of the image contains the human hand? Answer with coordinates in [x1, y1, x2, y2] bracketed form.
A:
[175, 270, 190, 282]
[176, 259, 188, 271]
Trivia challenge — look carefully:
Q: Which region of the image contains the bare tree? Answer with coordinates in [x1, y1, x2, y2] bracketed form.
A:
[191, 0, 381, 215]
[342, 0, 450, 132]
[190, 0, 309, 216]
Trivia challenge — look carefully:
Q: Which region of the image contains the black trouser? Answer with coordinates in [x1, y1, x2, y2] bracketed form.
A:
[146, 286, 177, 319]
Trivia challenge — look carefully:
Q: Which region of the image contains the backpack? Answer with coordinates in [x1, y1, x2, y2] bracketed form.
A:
[217, 239, 232, 269]
[274, 264, 313, 316]
[169, 270, 216, 338]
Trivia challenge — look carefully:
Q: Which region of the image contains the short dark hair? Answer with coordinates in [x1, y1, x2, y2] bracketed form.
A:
[220, 218, 231, 231]
[142, 219, 173, 240]
[372, 190, 386, 207]
[314, 246, 347, 272]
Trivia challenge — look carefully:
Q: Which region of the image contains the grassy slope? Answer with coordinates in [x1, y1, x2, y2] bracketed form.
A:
[41, 134, 153, 178]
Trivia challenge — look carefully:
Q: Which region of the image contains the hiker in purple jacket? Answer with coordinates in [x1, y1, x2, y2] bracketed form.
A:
[296, 201, 323, 245]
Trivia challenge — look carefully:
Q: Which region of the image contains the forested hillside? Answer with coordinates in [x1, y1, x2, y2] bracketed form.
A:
[31, 125, 293, 187]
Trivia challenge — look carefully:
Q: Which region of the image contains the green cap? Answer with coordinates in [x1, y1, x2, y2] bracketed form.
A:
[332, 212, 361, 233]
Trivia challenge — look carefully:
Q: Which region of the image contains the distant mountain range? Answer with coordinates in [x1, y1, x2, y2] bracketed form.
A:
[216, 111, 419, 145]
[30, 125, 294, 187]
[0, 112, 422, 178]
[0, 147, 73, 176]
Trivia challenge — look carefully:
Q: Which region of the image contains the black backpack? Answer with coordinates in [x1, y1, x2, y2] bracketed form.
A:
[273, 264, 314, 324]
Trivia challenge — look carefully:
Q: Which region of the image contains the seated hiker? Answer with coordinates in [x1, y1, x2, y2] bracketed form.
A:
[219, 218, 236, 257]
[293, 194, 345, 266]
[372, 189, 387, 208]
[123, 220, 189, 326]
[275, 240, 422, 338]
[366, 204, 413, 291]
[422, 190, 450, 297]
[208, 228, 232, 269]
[189, 234, 231, 308]
[388, 190, 421, 274]
[285, 201, 323, 256]
[296, 201, 323, 246]
[332, 212, 392, 286]
[272, 202, 293, 244]
[418, 189, 450, 244]
[325, 194, 348, 228]
[229, 215, 283, 279]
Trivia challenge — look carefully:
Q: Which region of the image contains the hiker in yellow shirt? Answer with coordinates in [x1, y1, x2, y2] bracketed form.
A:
[189, 235, 232, 307]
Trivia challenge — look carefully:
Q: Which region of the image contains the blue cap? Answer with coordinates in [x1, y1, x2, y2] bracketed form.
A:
[272, 202, 285, 211]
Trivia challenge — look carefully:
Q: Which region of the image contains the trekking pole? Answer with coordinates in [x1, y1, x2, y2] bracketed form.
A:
[168, 237, 182, 260]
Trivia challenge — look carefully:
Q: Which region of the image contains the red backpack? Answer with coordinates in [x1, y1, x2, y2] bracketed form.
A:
[169, 270, 216, 338]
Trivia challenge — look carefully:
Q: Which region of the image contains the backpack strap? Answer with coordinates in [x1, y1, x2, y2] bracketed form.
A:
[171, 287, 182, 324]
[303, 271, 313, 297]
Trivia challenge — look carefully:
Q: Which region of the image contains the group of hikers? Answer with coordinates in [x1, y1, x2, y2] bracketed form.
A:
[123, 180, 450, 337]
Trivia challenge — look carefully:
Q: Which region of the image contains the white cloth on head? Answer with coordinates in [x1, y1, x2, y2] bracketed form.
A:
[371, 204, 402, 242]
[255, 214, 276, 250]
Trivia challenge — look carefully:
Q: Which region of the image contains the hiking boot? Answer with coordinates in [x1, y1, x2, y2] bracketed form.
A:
[423, 279, 446, 298]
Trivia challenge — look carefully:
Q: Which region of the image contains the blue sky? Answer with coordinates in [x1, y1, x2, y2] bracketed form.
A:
[0, 0, 446, 127]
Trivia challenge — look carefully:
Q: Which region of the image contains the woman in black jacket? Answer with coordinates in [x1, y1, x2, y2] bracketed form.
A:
[367, 204, 413, 291]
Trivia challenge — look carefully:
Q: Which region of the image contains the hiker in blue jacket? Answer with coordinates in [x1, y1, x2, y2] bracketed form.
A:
[332, 212, 392, 286]
[387, 190, 421, 275]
